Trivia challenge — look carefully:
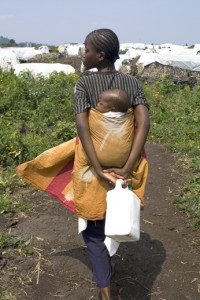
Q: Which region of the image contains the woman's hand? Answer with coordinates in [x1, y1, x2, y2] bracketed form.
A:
[104, 167, 129, 179]
[96, 168, 117, 185]
[103, 168, 132, 186]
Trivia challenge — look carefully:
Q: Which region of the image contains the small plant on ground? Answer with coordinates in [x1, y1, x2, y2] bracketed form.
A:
[0, 232, 34, 256]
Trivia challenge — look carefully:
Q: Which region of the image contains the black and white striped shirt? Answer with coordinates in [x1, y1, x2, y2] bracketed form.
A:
[74, 72, 148, 115]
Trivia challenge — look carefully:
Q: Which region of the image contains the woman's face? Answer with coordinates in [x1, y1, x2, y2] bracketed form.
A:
[82, 37, 102, 70]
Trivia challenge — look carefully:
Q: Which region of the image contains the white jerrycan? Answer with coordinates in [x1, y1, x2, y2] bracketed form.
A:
[105, 179, 141, 242]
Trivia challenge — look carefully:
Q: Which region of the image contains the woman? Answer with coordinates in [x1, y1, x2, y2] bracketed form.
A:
[74, 28, 150, 300]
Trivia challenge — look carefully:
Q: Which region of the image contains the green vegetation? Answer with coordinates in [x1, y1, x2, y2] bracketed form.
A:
[119, 49, 128, 54]
[0, 70, 78, 167]
[0, 36, 17, 46]
[0, 193, 26, 214]
[0, 232, 34, 272]
[144, 74, 200, 228]
[0, 70, 78, 223]
[122, 59, 130, 66]
[0, 35, 48, 48]
[0, 70, 199, 228]
[0, 233, 27, 252]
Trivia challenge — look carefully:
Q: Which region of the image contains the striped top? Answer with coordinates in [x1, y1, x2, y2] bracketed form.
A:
[74, 72, 149, 115]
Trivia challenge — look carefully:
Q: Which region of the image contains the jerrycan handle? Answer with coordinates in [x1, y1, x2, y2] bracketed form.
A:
[115, 179, 128, 190]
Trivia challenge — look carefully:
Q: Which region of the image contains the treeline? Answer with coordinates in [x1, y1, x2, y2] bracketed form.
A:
[0, 35, 44, 48]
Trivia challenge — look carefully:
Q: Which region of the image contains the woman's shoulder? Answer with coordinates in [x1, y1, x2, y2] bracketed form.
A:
[76, 72, 98, 85]
[76, 71, 140, 87]
[117, 72, 139, 82]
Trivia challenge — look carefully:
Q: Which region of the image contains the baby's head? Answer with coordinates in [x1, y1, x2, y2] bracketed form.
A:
[96, 89, 131, 113]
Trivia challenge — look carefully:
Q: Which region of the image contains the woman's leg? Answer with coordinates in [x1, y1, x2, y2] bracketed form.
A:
[100, 286, 111, 300]
[82, 220, 111, 299]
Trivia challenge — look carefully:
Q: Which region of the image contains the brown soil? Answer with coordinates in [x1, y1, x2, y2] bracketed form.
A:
[0, 142, 200, 300]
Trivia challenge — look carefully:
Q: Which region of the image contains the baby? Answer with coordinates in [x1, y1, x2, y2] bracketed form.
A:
[96, 88, 131, 114]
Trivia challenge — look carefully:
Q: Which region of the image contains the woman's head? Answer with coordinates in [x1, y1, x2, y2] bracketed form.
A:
[82, 28, 120, 70]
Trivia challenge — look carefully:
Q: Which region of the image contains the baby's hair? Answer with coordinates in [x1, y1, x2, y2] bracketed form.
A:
[105, 89, 131, 112]
[86, 28, 120, 63]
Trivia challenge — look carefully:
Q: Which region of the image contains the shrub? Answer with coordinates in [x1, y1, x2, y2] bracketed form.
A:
[0, 70, 78, 167]
[144, 80, 200, 227]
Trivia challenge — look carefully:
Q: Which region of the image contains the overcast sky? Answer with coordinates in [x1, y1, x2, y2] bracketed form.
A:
[0, 0, 200, 46]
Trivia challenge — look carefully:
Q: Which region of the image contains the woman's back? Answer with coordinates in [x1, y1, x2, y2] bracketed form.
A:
[74, 72, 148, 114]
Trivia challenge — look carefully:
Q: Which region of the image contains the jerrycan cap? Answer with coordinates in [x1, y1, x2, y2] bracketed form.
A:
[115, 179, 128, 190]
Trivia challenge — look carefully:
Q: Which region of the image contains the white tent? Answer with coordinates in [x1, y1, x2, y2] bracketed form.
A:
[59, 44, 83, 57]
[13, 63, 75, 77]
[5, 46, 49, 61]
[137, 52, 200, 71]
[0, 48, 19, 70]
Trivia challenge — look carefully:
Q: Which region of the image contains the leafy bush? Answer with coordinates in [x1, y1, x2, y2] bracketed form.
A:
[144, 80, 200, 227]
[0, 70, 78, 167]
[155, 73, 178, 95]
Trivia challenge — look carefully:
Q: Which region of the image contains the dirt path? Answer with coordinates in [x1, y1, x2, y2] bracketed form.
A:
[1, 143, 200, 300]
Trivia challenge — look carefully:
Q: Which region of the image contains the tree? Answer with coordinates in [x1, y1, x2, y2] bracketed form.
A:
[9, 39, 16, 46]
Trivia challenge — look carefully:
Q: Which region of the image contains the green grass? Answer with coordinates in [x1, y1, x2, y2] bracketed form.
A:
[144, 77, 200, 228]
